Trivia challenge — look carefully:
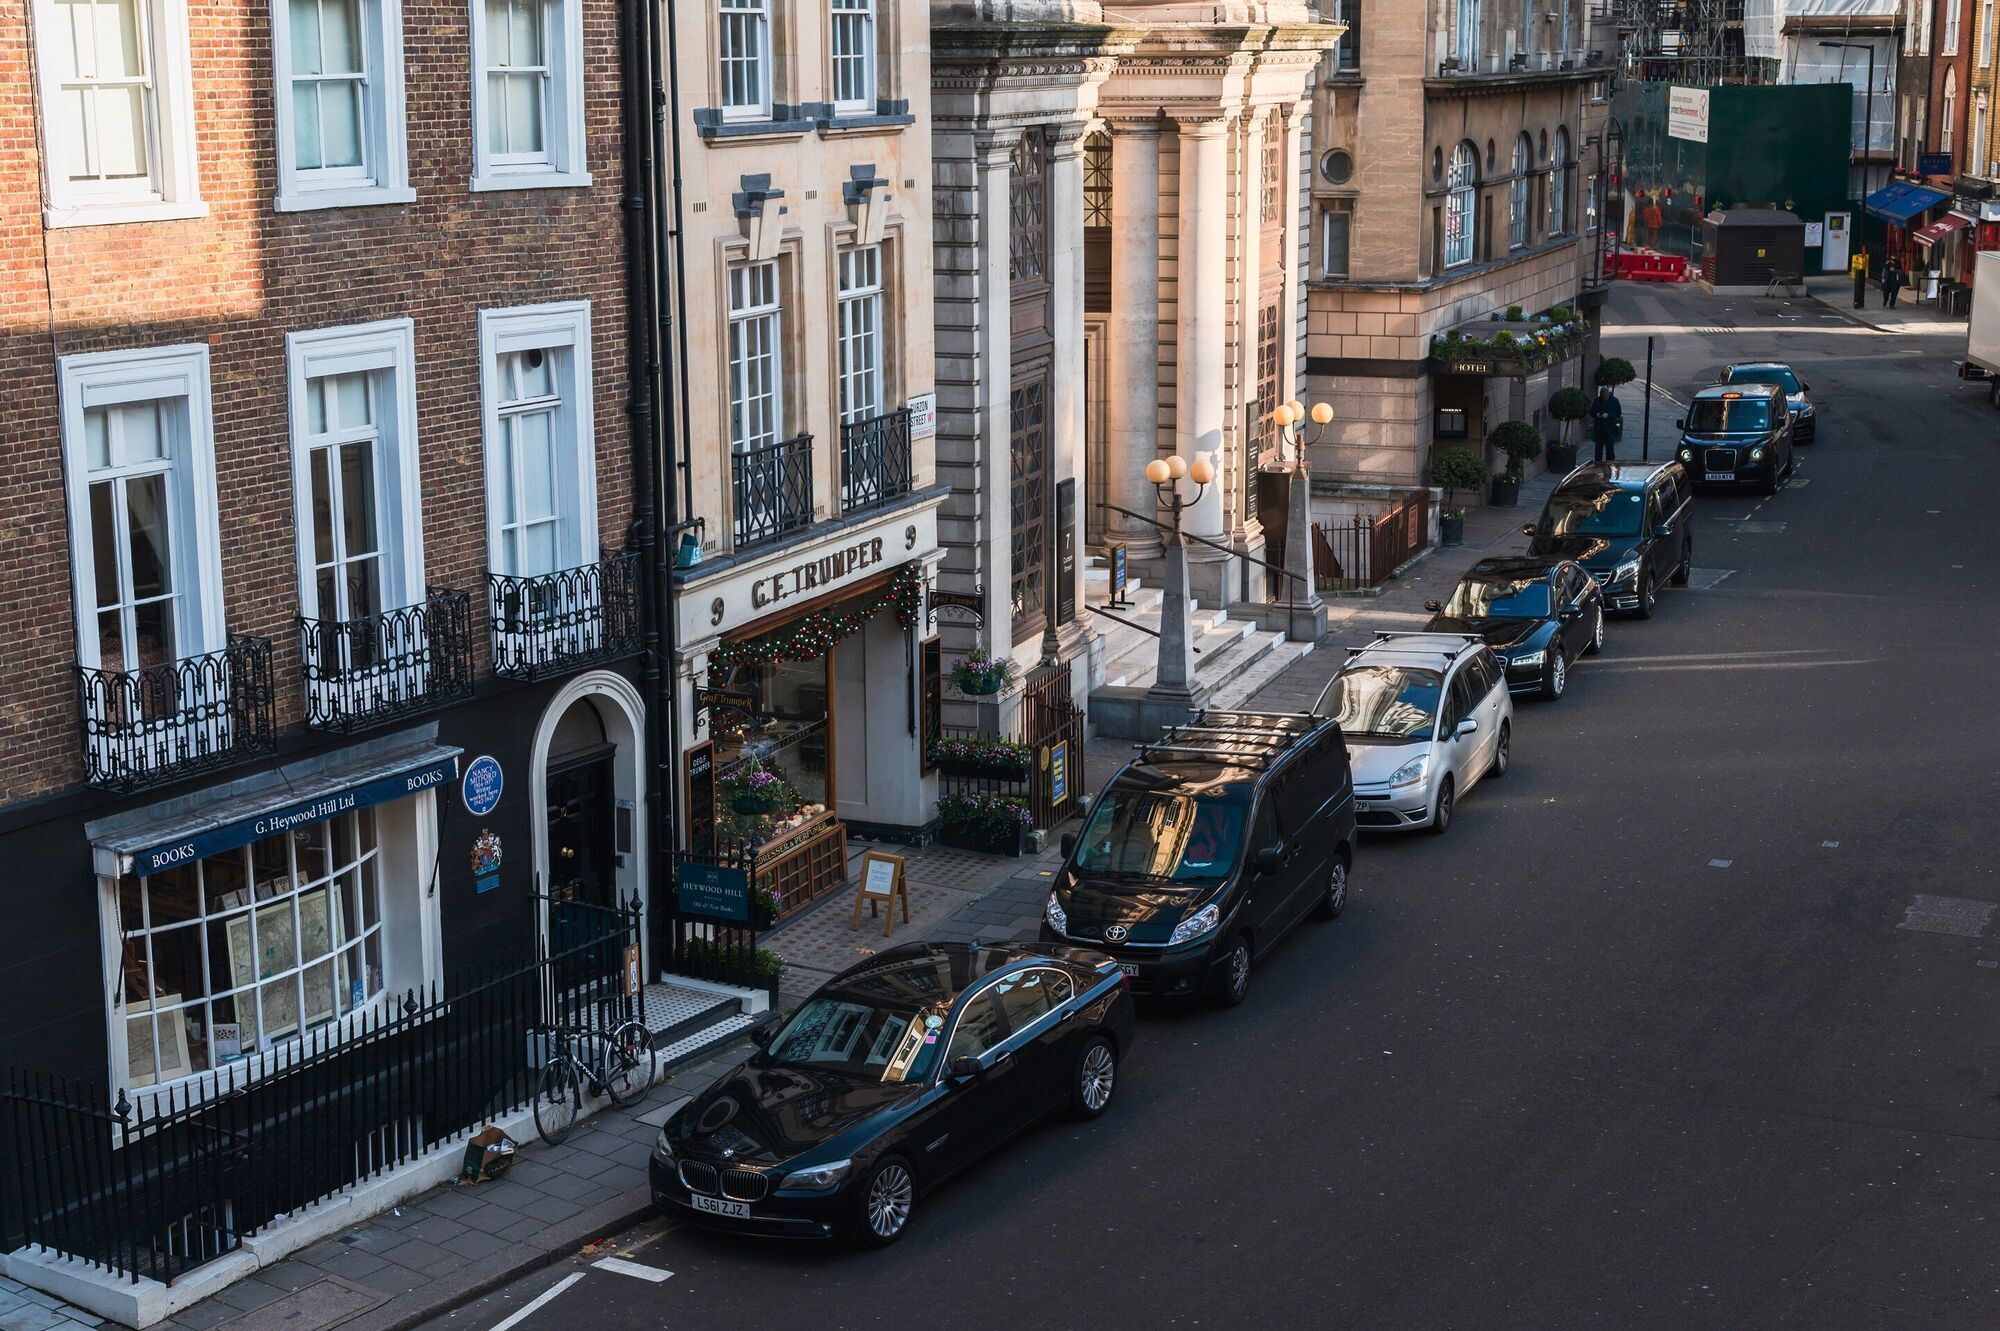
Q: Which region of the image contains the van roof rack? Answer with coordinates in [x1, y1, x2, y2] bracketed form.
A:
[1133, 709, 1326, 772]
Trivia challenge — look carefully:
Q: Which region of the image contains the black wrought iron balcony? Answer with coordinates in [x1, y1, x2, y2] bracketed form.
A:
[298, 588, 475, 732]
[489, 552, 642, 682]
[732, 434, 814, 551]
[76, 636, 277, 791]
[840, 407, 913, 515]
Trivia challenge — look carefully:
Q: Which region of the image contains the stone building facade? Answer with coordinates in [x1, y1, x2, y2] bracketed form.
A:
[1304, 0, 1609, 522]
[930, 0, 1336, 733]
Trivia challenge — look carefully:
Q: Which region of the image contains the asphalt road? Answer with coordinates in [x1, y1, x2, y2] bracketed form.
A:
[429, 285, 2000, 1330]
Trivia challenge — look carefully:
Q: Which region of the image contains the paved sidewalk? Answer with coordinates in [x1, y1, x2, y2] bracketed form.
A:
[1805, 273, 1968, 334]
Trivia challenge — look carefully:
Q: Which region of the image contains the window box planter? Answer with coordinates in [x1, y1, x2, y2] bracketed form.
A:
[938, 821, 1027, 857]
[937, 756, 1031, 780]
[936, 792, 1033, 856]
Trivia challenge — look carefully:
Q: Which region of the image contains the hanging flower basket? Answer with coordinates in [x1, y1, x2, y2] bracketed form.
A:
[731, 792, 785, 815]
[721, 758, 799, 820]
[949, 647, 1017, 698]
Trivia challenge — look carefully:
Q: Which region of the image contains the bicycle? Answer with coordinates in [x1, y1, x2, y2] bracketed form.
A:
[532, 1019, 658, 1145]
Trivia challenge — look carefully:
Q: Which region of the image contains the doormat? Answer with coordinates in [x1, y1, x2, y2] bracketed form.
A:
[214, 1276, 385, 1331]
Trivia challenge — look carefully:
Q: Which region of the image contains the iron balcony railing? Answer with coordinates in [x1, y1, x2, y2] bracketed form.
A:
[732, 434, 814, 550]
[298, 587, 475, 732]
[839, 407, 912, 514]
[488, 552, 643, 682]
[76, 636, 278, 792]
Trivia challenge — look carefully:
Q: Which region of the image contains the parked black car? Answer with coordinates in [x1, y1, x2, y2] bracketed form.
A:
[1043, 710, 1355, 1007]
[1719, 361, 1816, 442]
[1424, 556, 1605, 700]
[652, 941, 1134, 1246]
[1524, 461, 1692, 618]
[1675, 382, 1796, 493]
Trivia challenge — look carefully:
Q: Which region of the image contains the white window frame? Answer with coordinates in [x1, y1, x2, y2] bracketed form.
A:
[728, 259, 784, 451]
[1945, 69, 1959, 154]
[1508, 134, 1530, 250]
[468, 0, 589, 191]
[1982, 0, 1995, 65]
[285, 320, 426, 624]
[60, 344, 225, 672]
[718, 0, 771, 122]
[1947, 0, 1963, 54]
[1455, 0, 1481, 67]
[829, 0, 874, 115]
[837, 244, 885, 424]
[33, 0, 205, 227]
[1548, 127, 1571, 236]
[269, 0, 415, 211]
[1445, 142, 1476, 268]
[478, 301, 598, 577]
[1320, 200, 1352, 278]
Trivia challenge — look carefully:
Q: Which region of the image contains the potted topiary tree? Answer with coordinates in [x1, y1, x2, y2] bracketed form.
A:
[1594, 356, 1637, 389]
[1431, 445, 1487, 546]
[1545, 387, 1591, 472]
[1486, 420, 1542, 507]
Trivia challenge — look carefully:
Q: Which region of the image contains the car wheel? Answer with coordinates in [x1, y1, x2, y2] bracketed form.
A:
[853, 1157, 916, 1248]
[1672, 538, 1692, 587]
[1212, 935, 1252, 1008]
[1542, 651, 1567, 701]
[1428, 777, 1456, 835]
[1490, 721, 1511, 777]
[1069, 1037, 1118, 1120]
[1315, 855, 1350, 920]
[1585, 608, 1606, 655]
[1635, 572, 1657, 619]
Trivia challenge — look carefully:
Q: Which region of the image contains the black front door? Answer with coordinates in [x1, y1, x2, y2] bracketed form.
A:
[547, 755, 622, 1010]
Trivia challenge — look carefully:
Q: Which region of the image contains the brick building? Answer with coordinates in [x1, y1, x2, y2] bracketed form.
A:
[0, 0, 656, 1109]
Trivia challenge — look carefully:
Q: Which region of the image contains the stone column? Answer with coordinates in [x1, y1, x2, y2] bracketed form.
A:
[1174, 114, 1232, 603]
[1045, 120, 1094, 664]
[1106, 117, 1164, 561]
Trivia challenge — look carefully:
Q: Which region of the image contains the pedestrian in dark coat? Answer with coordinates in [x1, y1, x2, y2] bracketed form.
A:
[1589, 385, 1623, 463]
[1882, 258, 1906, 309]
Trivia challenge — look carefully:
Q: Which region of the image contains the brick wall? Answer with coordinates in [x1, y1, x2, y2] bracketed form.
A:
[0, 0, 633, 804]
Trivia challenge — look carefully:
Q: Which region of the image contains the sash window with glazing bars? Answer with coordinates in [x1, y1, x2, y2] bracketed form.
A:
[728, 259, 782, 454]
[718, 0, 768, 118]
[829, 0, 872, 111]
[1009, 369, 1049, 639]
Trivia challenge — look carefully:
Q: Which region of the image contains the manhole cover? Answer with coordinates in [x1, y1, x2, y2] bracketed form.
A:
[1899, 896, 1997, 938]
[215, 1277, 384, 1331]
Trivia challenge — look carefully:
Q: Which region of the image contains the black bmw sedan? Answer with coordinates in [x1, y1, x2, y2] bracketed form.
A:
[1423, 556, 1604, 700]
[651, 941, 1134, 1246]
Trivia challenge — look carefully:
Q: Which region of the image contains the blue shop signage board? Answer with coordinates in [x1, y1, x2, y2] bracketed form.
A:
[129, 756, 460, 876]
[1919, 153, 1954, 178]
[462, 755, 504, 815]
[677, 858, 752, 923]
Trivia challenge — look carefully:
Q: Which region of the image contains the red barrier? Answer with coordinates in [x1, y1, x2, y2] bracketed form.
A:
[1605, 248, 1692, 283]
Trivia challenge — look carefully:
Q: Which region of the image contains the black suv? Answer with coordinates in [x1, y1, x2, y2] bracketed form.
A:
[1524, 461, 1692, 617]
[1675, 382, 1796, 494]
[1042, 711, 1355, 1008]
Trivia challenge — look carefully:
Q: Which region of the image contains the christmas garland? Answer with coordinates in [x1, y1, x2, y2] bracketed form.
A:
[709, 565, 924, 669]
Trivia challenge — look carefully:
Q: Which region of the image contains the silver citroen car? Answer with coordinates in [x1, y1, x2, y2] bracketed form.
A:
[1311, 633, 1514, 834]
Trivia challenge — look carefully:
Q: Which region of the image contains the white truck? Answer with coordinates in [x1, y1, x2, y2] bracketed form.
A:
[1964, 249, 2000, 404]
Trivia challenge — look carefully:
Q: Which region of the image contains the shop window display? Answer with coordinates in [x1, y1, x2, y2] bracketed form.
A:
[710, 656, 832, 844]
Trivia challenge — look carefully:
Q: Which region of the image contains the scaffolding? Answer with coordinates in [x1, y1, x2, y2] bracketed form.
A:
[1598, 0, 1749, 85]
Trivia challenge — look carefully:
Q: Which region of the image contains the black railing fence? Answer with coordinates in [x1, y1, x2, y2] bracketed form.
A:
[489, 553, 642, 682]
[298, 587, 476, 731]
[936, 662, 1085, 832]
[2, 899, 640, 1287]
[1313, 491, 1433, 593]
[76, 636, 277, 792]
[731, 435, 813, 550]
[668, 844, 769, 997]
[839, 408, 912, 514]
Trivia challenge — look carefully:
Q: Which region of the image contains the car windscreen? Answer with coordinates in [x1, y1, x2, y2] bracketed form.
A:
[1317, 665, 1442, 741]
[1072, 791, 1246, 884]
[1446, 575, 1551, 619]
[1687, 398, 1773, 433]
[1542, 490, 1643, 538]
[765, 990, 945, 1084]
[1725, 367, 1801, 394]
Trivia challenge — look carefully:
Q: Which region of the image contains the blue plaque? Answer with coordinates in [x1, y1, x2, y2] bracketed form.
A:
[677, 859, 751, 922]
[462, 755, 504, 816]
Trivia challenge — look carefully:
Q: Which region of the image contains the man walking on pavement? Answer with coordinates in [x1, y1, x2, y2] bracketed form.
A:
[1850, 249, 1870, 309]
[1589, 384, 1623, 464]
[1882, 257, 1906, 309]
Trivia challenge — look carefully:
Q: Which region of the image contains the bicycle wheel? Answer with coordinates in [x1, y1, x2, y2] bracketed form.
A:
[534, 1058, 582, 1145]
[604, 1020, 657, 1107]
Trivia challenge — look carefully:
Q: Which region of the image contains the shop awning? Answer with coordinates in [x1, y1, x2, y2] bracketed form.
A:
[1912, 212, 1974, 246]
[1864, 182, 1950, 224]
[89, 737, 463, 877]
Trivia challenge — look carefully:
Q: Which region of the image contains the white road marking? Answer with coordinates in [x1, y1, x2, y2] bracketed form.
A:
[1822, 841, 1840, 848]
[1709, 859, 1733, 869]
[593, 1257, 675, 1283]
[1593, 657, 1881, 674]
[489, 1272, 584, 1331]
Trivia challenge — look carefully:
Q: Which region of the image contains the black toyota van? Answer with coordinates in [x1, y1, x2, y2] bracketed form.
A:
[1041, 711, 1355, 1008]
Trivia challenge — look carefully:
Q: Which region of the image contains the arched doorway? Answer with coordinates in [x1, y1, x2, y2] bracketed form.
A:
[531, 671, 648, 980]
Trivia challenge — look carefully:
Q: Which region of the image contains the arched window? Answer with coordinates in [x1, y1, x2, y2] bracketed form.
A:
[1445, 141, 1477, 268]
[1508, 133, 1531, 249]
[1548, 127, 1572, 237]
[1944, 68, 1959, 154]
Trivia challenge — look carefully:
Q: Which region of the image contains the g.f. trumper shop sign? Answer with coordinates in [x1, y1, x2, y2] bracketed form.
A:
[751, 536, 887, 611]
